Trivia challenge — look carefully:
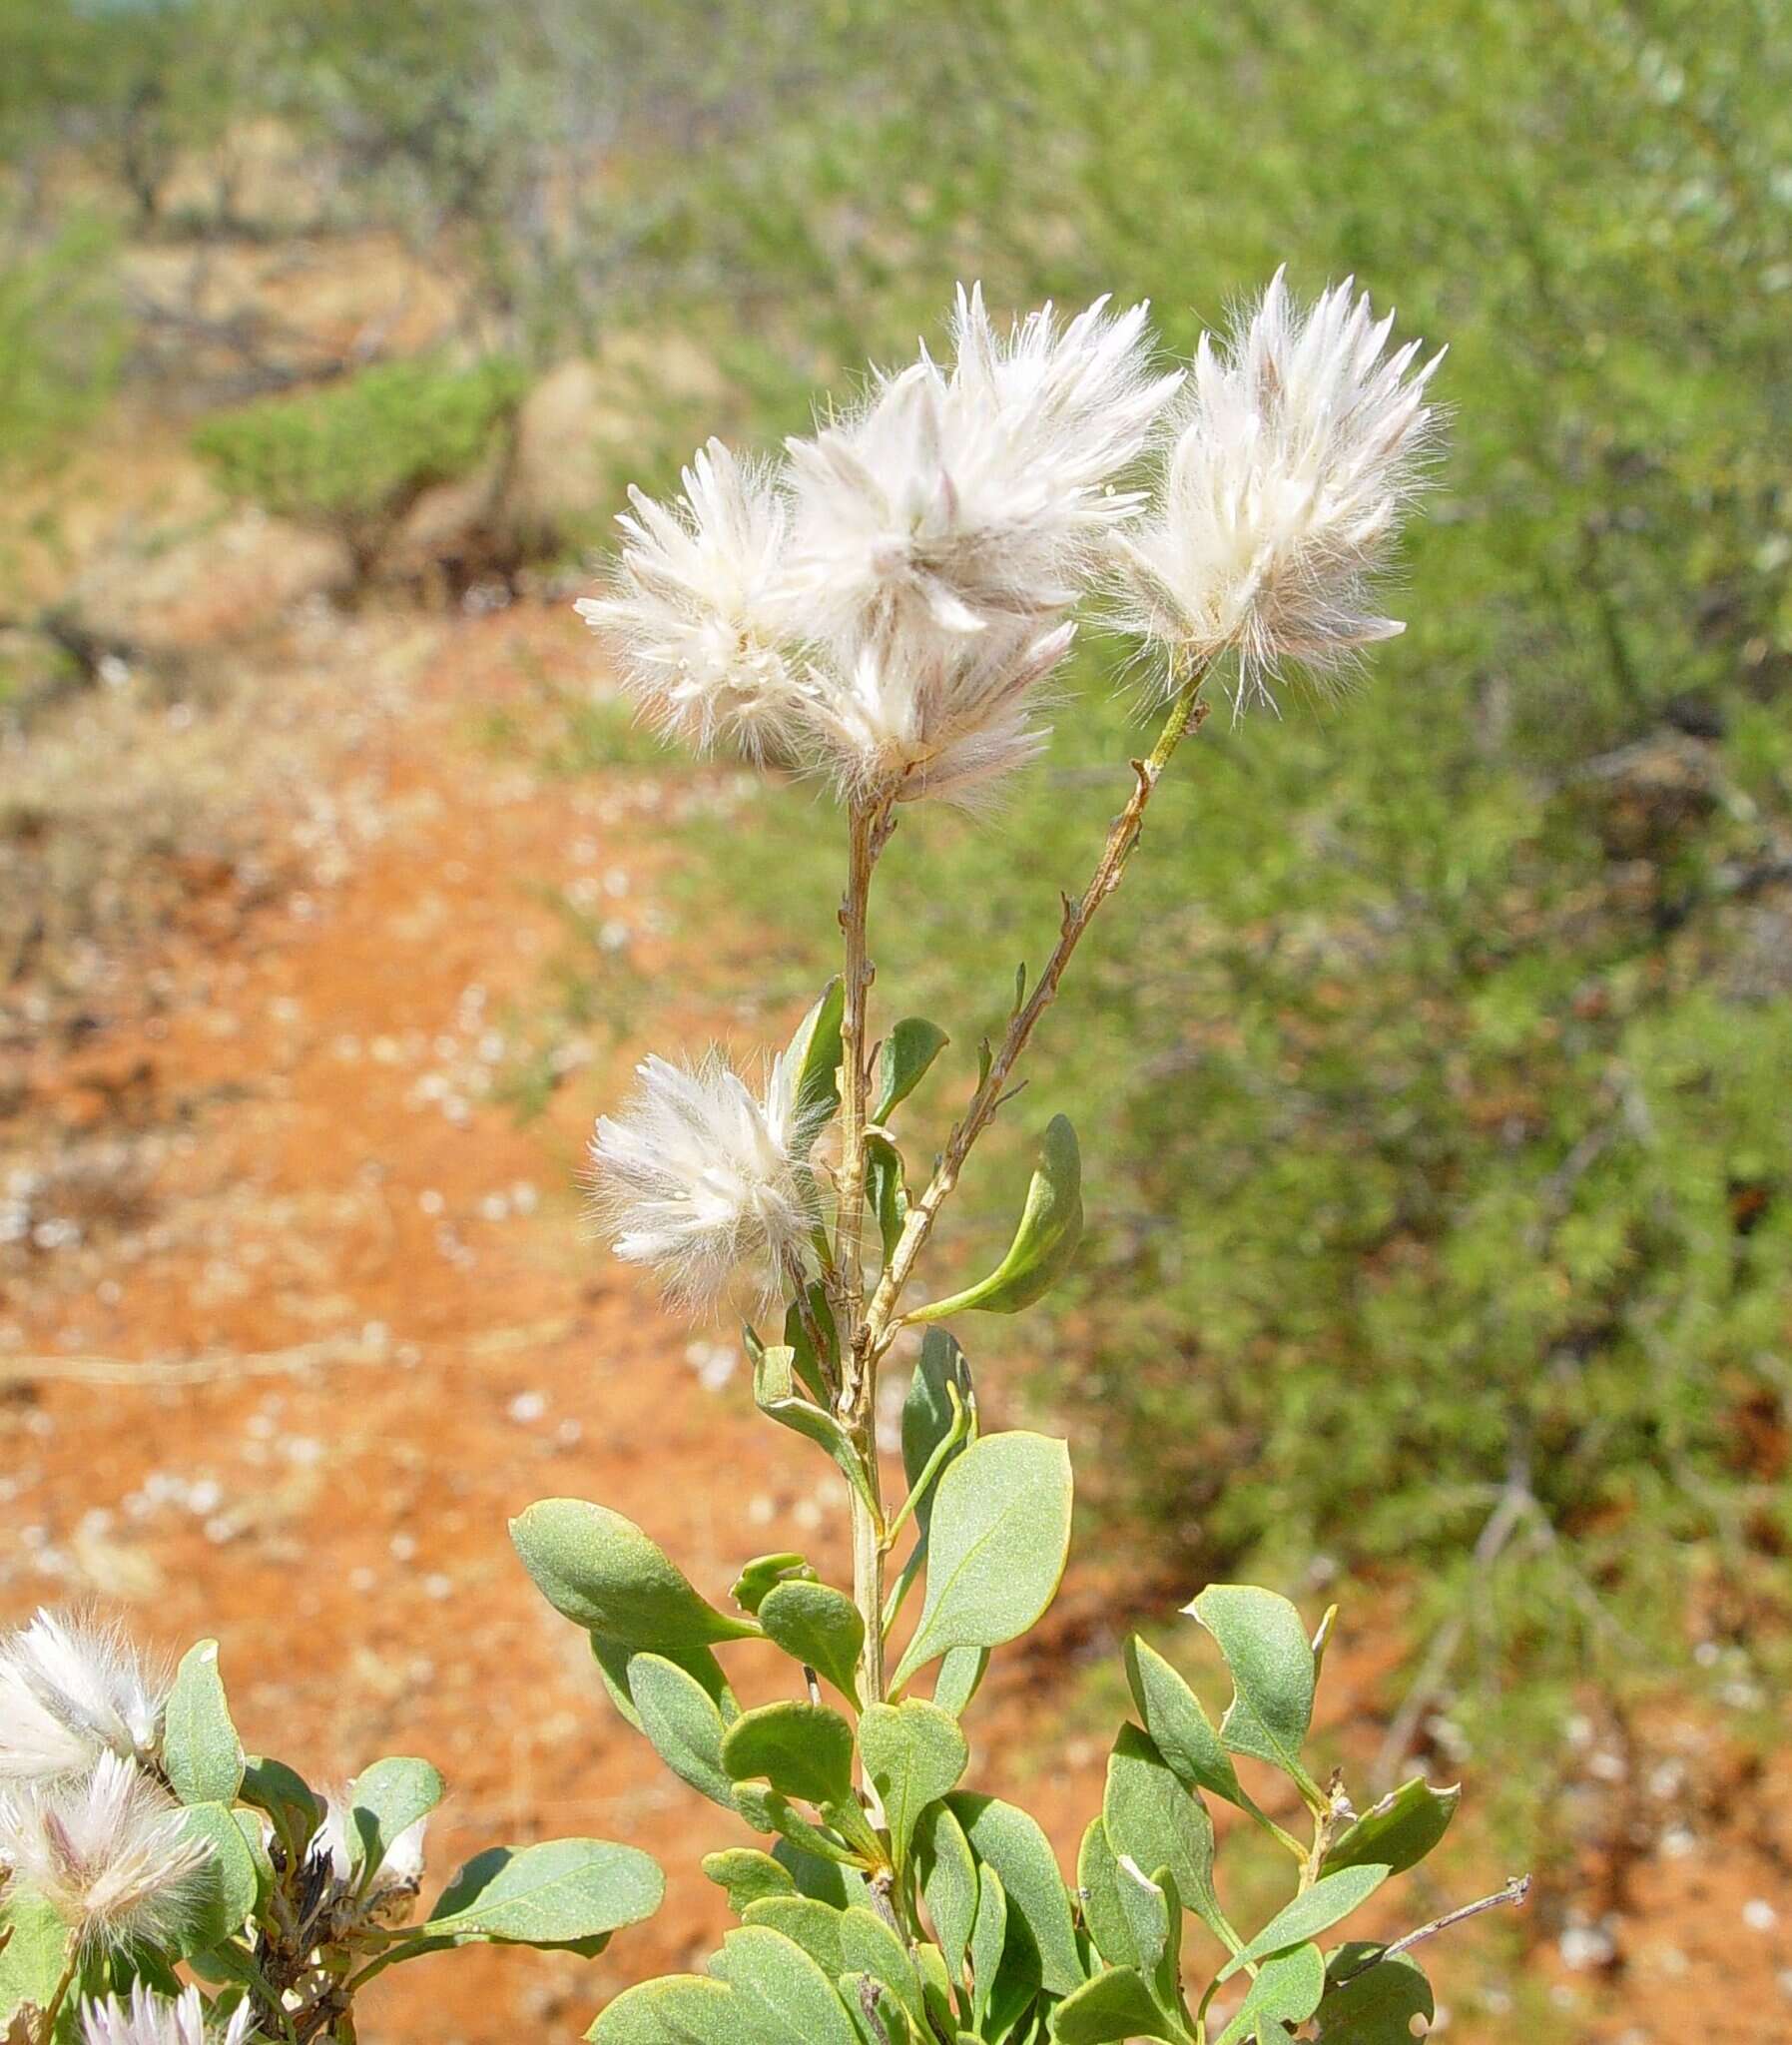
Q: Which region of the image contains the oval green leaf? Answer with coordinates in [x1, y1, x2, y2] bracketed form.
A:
[163, 1640, 246, 1807]
[909, 1115, 1083, 1319]
[759, 1581, 866, 1709]
[512, 1499, 760, 1648]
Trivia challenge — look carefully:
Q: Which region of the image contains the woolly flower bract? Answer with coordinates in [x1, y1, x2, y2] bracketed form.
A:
[1112, 270, 1445, 708]
[0, 1609, 165, 1783]
[589, 1047, 819, 1314]
[0, 1750, 213, 1949]
[311, 1787, 427, 1897]
[82, 1985, 257, 2045]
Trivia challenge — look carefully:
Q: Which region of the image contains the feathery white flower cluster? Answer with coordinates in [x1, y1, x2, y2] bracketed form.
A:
[0, 1613, 210, 1956]
[1111, 270, 1445, 708]
[590, 1048, 818, 1313]
[83, 1983, 256, 2045]
[581, 288, 1181, 806]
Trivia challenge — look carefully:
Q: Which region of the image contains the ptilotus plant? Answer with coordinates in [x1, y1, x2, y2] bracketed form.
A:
[0, 280, 1526, 2045]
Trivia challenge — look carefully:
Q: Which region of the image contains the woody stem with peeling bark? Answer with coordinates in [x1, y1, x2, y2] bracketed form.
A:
[862, 660, 1212, 1359]
[834, 795, 893, 1706]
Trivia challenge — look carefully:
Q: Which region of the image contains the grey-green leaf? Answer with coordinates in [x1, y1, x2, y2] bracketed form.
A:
[703, 1848, 794, 1916]
[1325, 1778, 1460, 1878]
[874, 1018, 950, 1122]
[0, 1885, 74, 2025]
[349, 1756, 444, 1879]
[425, 1838, 664, 1945]
[1188, 1586, 1318, 1789]
[900, 1329, 976, 1540]
[859, 1701, 967, 1877]
[948, 1792, 1084, 1997]
[1077, 1816, 1137, 1969]
[839, 1906, 926, 2028]
[1315, 1946, 1435, 2044]
[513, 1500, 760, 1648]
[593, 1635, 736, 1735]
[1215, 1943, 1327, 2045]
[741, 1895, 846, 1976]
[929, 1646, 989, 1720]
[760, 1581, 866, 1709]
[914, 1801, 978, 1990]
[710, 1925, 859, 2045]
[632, 1654, 736, 1809]
[732, 1553, 818, 1618]
[891, 1431, 1072, 1691]
[909, 1114, 1083, 1319]
[1049, 1967, 1178, 2043]
[783, 978, 846, 1151]
[178, 1799, 262, 1953]
[163, 1640, 246, 1806]
[589, 1974, 738, 2044]
[723, 1701, 858, 1810]
[1124, 1636, 1244, 1810]
[1219, 1865, 1391, 1981]
[1102, 1725, 1226, 1947]
[753, 1347, 881, 1520]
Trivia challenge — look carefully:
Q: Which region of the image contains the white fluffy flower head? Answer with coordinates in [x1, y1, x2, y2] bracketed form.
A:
[590, 1048, 819, 1315]
[1113, 270, 1445, 708]
[576, 439, 808, 760]
[787, 286, 1182, 653]
[0, 1610, 165, 1783]
[0, 1750, 213, 1949]
[82, 1984, 256, 2045]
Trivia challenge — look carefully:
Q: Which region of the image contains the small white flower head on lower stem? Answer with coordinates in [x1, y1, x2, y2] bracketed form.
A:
[808, 616, 1077, 806]
[575, 438, 809, 761]
[0, 1609, 166, 1784]
[590, 1047, 820, 1316]
[82, 1984, 257, 2045]
[1112, 269, 1446, 710]
[0, 1750, 213, 1950]
[308, 1790, 425, 1925]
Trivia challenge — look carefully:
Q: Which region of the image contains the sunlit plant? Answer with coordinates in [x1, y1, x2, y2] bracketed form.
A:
[0, 279, 1525, 2045]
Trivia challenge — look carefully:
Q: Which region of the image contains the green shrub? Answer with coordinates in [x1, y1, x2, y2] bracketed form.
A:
[193, 354, 525, 575]
[0, 216, 123, 469]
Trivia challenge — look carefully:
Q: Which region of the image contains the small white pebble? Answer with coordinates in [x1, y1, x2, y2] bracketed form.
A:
[1743, 1898, 1779, 1933]
[390, 1533, 417, 1561]
[508, 1391, 548, 1424]
[423, 1573, 453, 1601]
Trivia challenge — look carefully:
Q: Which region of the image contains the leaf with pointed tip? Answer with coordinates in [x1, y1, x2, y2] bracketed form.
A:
[349, 1756, 443, 1879]
[760, 1581, 865, 1708]
[968, 1865, 1007, 2029]
[1324, 1778, 1460, 1877]
[866, 1134, 908, 1264]
[709, 1925, 859, 2045]
[782, 978, 846, 1150]
[1049, 1967, 1178, 2043]
[1314, 1945, 1435, 2043]
[782, 1288, 838, 1404]
[1124, 1637, 1244, 1811]
[1102, 1726, 1226, 1948]
[1114, 1858, 1177, 2005]
[513, 1501, 759, 1648]
[1188, 1586, 1319, 1794]
[1215, 1944, 1326, 2045]
[1218, 1866, 1391, 1982]
[891, 1432, 1071, 1691]
[164, 1640, 245, 1806]
[424, 1838, 664, 1947]
[875, 1018, 950, 1122]
[909, 1115, 1083, 1319]
[703, 1849, 793, 1916]
[900, 1330, 976, 1541]
[1076, 1816, 1136, 1969]
[632, 1654, 736, 1809]
[860, 1701, 967, 1878]
[930, 1647, 989, 1719]
[948, 1793, 1084, 1997]
[914, 1801, 978, 1990]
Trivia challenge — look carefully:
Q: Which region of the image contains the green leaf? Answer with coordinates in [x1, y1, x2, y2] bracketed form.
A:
[1102, 1726, 1226, 1948]
[593, 1635, 735, 1734]
[771, 1841, 870, 1906]
[948, 1793, 1084, 1998]
[891, 1432, 1072, 1691]
[424, 1839, 664, 1946]
[760, 1581, 866, 1709]
[782, 978, 846, 1151]
[968, 1865, 1007, 2029]
[1113, 1857, 1176, 1999]
[723, 1702, 858, 1810]
[631, 1655, 736, 1809]
[240, 1755, 321, 1859]
[914, 1801, 978, 1990]
[1076, 1816, 1136, 1969]
[349, 1756, 444, 1879]
[859, 1702, 968, 1878]
[753, 1347, 881, 1521]
[909, 1115, 1083, 1319]
[866, 1134, 908, 1264]
[1188, 1587, 1318, 1793]
[163, 1640, 246, 1806]
[1325, 1779, 1460, 1878]
[1049, 1967, 1178, 2043]
[843, 1974, 913, 2045]
[710, 1925, 859, 2045]
[1315, 1946, 1435, 2044]
[782, 1289, 839, 1404]
[179, 1800, 262, 1953]
[0, 1885, 74, 2027]
[900, 1330, 976, 1540]
[732, 1553, 819, 1618]
[929, 1647, 988, 1719]
[741, 1896, 846, 1976]
[1215, 1944, 1326, 2045]
[704, 1848, 795, 1915]
[875, 1018, 950, 1122]
[839, 1907, 926, 2029]
[589, 1975, 739, 2044]
[1218, 1867, 1391, 1982]
[734, 1784, 862, 1867]
[1123, 1636, 1245, 1811]
[512, 1500, 760, 1649]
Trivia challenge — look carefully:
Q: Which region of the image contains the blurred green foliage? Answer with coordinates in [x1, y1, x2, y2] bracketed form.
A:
[0, 214, 123, 469]
[193, 355, 524, 573]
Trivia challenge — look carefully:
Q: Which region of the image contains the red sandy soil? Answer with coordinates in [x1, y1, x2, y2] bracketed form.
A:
[2, 599, 1787, 2043]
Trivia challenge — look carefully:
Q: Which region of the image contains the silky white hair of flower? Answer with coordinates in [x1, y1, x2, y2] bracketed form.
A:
[575, 439, 808, 760]
[310, 1789, 426, 1897]
[0, 1609, 165, 1783]
[786, 286, 1182, 651]
[590, 1048, 819, 1315]
[82, 1984, 256, 2045]
[1113, 269, 1445, 709]
[0, 1750, 213, 1949]
[807, 617, 1076, 806]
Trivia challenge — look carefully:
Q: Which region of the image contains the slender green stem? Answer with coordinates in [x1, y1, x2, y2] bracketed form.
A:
[38, 1952, 78, 2045]
[881, 1386, 966, 1550]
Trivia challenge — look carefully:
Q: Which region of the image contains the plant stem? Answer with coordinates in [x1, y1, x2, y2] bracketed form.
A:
[38, 1952, 78, 2045]
[863, 661, 1212, 1355]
